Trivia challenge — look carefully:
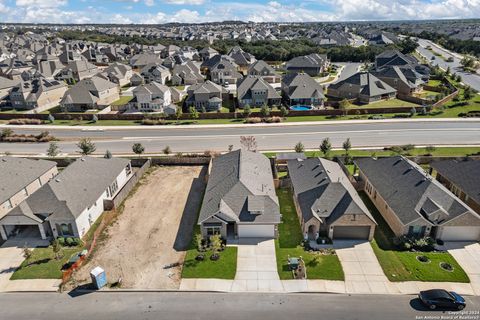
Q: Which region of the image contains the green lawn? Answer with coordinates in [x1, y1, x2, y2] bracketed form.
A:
[264, 146, 480, 159]
[111, 96, 133, 106]
[361, 193, 469, 283]
[181, 227, 237, 279]
[277, 171, 288, 178]
[427, 79, 442, 87]
[275, 188, 345, 280]
[350, 98, 420, 109]
[11, 246, 81, 280]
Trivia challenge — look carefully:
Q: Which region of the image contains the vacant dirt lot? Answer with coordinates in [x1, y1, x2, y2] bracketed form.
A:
[71, 165, 206, 289]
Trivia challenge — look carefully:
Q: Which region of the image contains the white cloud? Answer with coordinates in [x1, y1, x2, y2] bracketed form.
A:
[16, 0, 67, 7]
[163, 0, 205, 5]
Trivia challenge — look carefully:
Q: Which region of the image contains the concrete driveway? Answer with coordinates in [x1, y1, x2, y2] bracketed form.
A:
[232, 238, 283, 292]
[445, 242, 480, 295]
[0, 238, 57, 292]
[334, 241, 397, 294]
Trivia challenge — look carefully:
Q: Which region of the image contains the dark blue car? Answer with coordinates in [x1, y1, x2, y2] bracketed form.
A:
[419, 289, 466, 310]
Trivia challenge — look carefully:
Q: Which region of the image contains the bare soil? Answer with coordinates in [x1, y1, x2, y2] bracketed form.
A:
[71, 165, 206, 289]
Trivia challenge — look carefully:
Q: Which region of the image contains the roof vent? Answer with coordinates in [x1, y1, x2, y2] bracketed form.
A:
[81, 158, 85, 161]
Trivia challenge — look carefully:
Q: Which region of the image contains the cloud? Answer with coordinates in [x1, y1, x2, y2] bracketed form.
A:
[163, 0, 205, 5]
[16, 0, 67, 7]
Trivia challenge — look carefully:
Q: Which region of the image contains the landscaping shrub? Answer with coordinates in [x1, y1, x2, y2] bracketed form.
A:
[440, 262, 454, 272]
[57, 237, 66, 246]
[244, 117, 262, 124]
[393, 236, 435, 251]
[8, 118, 43, 125]
[66, 237, 74, 246]
[416, 255, 430, 263]
[265, 116, 282, 123]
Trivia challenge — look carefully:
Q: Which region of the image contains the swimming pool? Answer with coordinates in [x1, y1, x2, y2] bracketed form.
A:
[290, 105, 312, 111]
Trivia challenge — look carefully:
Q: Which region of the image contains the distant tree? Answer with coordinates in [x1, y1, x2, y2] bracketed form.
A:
[240, 136, 257, 152]
[163, 145, 171, 155]
[46, 142, 60, 158]
[398, 37, 418, 54]
[260, 104, 270, 117]
[460, 56, 475, 69]
[175, 107, 183, 122]
[132, 143, 145, 157]
[280, 106, 289, 118]
[0, 128, 13, 139]
[76, 138, 96, 155]
[319, 138, 332, 158]
[104, 150, 112, 159]
[294, 141, 305, 153]
[338, 99, 349, 116]
[243, 104, 252, 117]
[410, 107, 417, 117]
[189, 106, 199, 121]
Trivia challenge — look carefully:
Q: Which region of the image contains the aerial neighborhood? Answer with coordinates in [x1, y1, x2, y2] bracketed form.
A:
[0, 18, 479, 317]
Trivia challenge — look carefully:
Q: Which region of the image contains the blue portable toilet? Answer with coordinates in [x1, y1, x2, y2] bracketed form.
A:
[90, 266, 107, 289]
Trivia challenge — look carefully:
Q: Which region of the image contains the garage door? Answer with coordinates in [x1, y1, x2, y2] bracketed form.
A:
[237, 224, 275, 238]
[333, 226, 371, 240]
[440, 227, 480, 242]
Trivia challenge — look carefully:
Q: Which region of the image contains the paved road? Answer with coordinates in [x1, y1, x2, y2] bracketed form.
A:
[416, 38, 480, 91]
[1, 120, 479, 155]
[1, 292, 479, 320]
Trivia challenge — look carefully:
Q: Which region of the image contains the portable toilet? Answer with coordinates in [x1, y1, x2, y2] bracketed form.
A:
[90, 266, 107, 289]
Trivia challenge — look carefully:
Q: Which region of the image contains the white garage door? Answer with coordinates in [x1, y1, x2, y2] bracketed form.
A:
[440, 227, 480, 242]
[237, 224, 275, 238]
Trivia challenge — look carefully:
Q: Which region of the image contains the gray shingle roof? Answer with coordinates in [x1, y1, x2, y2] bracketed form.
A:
[329, 72, 396, 97]
[237, 76, 281, 101]
[198, 150, 280, 225]
[355, 156, 479, 226]
[0, 157, 57, 205]
[430, 159, 480, 205]
[282, 72, 325, 100]
[288, 158, 375, 225]
[6, 157, 130, 222]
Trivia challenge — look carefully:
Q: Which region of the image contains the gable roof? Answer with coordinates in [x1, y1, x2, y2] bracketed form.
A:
[430, 159, 480, 205]
[282, 72, 325, 100]
[237, 76, 281, 101]
[355, 156, 480, 226]
[0, 157, 57, 207]
[198, 149, 280, 225]
[8, 157, 130, 222]
[288, 158, 375, 225]
[329, 72, 396, 97]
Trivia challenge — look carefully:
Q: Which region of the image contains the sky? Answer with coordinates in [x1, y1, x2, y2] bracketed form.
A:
[0, 0, 478, 24]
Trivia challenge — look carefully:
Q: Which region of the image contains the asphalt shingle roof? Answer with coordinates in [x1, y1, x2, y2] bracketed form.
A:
[198, 149, 280, 225]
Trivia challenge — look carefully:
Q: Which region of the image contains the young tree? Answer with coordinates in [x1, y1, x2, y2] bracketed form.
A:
[410, 107, 417, 117]
[243, 104, 252, 117]
[195, 233, 204, 252]
[445, 66, 451, 76]
[52, 238, 63, 260]
[338, 99, 349, 117]
[104, 150, 112, 159]
[319, 138, 332, 158]
[189, 106, 199, 122]
[280, 106, 289, 118]
[0, 128, 13, 139]
[132, 143, 145, 157]
[76, 138, 96, 155]
[260, 104, 270, 117]
[240, 136, 257, 152]
[210, 234, 223, 259]
[464, 86, 473, 100]
[201, 106, 207, 113]
[420, 106, 428, 116]
[175, 107, 183, 122]
[294, 141, 305, 153]
[163, 145, 171, 155]
[91, 114, 98, 123]
[23, 245, 32, 261]
[342, 138, 352, 155]
[46, 142, 60, 158]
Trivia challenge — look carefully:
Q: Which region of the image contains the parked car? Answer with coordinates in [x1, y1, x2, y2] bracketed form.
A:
[419, 289, 466, 310]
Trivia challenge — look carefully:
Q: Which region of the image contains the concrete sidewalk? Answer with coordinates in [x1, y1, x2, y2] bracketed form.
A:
[179, 241, 478, 295]
[1, 118, 479, 131]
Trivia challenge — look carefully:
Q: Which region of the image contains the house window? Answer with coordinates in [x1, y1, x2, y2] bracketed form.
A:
[125, 164, 132, 176]
[109, 180, 119, 196]
[206, 226, 221, 236]
[408, 225, 425, 237]
[57, 223, 74, 237]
